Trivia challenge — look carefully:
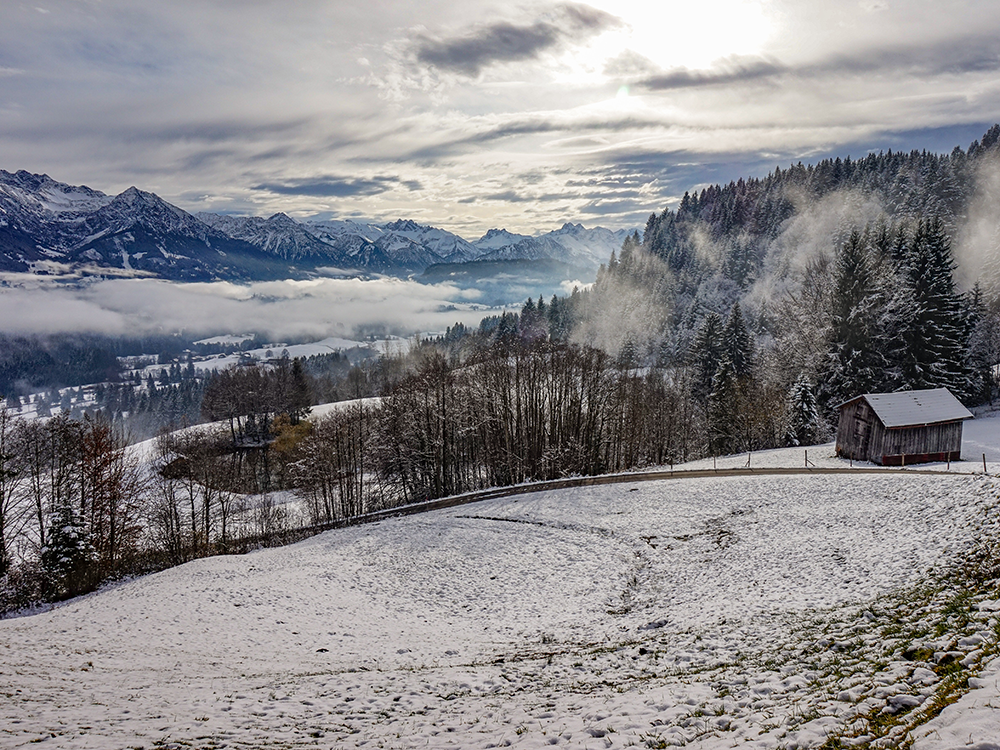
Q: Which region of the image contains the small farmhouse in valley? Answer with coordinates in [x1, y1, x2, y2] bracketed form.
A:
[836, 388, 973, 465]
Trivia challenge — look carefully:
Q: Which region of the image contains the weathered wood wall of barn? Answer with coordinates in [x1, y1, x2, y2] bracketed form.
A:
[837, 398, 965, 465]
[836, 399, 875, 461]
[876, 422, 963, 465]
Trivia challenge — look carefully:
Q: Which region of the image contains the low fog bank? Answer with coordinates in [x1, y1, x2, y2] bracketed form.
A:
[567, 153, 1000, 362]
[746, 158, 1000, 316]
[957, 156, 1000, 290]
[0, 276, 497, 340]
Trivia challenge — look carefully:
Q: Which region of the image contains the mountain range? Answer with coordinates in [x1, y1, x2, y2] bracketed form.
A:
[0, 170, 631, 282]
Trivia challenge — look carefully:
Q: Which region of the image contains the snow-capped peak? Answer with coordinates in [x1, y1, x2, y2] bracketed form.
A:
[0, 169, 111, 217]
[474, 228, 531, 249]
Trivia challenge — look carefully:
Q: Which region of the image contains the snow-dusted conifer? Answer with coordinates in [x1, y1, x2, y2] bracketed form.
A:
[707, 356, 740, 455]
[899, 218, 974, 400]
[688, 312, 724, 401]
[40, 500, 93, 600]
[785, 376, 822, 446]
[966, 284, 997, 404]
[722, 302, 754, 379]
[823, 230, 889, 407]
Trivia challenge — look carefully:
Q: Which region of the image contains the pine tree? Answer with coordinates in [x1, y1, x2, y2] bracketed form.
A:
[688, 312, 724, 401]
[288, 358, 313, 424]
[967, 284, 997, 404]
[707, 356, 740, 455]
[518, 297, 547, 342]
[40, 499, 94, 600]
[823, 230, 889, 406]
[547, 295, 569, 341]
[785, 376, 822, 446]
[899, 218, 974, 400]
[722, 302, 754, 379]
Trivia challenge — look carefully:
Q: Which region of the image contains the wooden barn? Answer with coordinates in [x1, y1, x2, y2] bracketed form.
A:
[836, 388, 973, 466]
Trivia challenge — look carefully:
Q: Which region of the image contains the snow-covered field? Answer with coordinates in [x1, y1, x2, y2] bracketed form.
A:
[184, 335, 403, 374]
[4, 446, 1000, 748]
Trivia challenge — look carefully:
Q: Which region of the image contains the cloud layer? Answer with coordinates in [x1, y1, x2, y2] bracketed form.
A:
[0, 276, 489, 339]
[0, 1, 999, 237]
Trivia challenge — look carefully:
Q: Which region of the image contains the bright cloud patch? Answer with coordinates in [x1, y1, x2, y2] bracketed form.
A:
[0, 276, 486, 338]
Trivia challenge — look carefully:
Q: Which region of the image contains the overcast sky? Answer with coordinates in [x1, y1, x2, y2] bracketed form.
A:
[3, 0, 1000, 238]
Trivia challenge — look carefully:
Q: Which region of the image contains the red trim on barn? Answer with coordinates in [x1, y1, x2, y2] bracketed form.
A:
[880, 451, 961, 466]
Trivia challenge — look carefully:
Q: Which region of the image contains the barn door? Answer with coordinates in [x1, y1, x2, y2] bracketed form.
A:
[854, 408, 872, 459]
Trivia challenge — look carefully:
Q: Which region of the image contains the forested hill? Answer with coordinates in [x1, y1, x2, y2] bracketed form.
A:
[569, 125, 1000, 440]
[640, 124, 1000, 285]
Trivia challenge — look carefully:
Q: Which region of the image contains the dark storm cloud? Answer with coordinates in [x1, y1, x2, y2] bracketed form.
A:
[636, 34, 1000, 92]
[641, 57, 787, 90]
[253, 175, 422, 198]
[413, 3, 621, 77]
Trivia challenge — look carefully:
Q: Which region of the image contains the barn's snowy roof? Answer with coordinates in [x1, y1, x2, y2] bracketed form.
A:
[840, 388, 973, 428]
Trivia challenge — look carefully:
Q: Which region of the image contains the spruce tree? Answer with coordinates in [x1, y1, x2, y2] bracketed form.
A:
[966, 284, 996, 404]
[688, 312, 724, 401]
[277, 358, 311, 425]
[547, 295, 569, 341]
[824, 230, 889, 407]
[722, 302, 754, 379]
[899, 218, 974, 400]
[707, 356, 740, 455]
[785, 376, 822, 446]
[40, 500, 94, 600]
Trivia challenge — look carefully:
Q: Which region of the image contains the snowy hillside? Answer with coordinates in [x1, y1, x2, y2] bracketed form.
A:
[474, 227, 532, 250]
[4, 440, 1000, 747]
[0, 172, 299, 280]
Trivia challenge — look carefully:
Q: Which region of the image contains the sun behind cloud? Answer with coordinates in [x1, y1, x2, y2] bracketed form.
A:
[587, 0, 775, 72]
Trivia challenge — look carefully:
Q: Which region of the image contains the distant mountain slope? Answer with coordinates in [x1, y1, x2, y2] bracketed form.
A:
[0, 169, 114, 271]
[0, 174, 299, 280]
[475, 222, 632, 268]
[197, 212, 340, 262]
[379, 218, 479, 264]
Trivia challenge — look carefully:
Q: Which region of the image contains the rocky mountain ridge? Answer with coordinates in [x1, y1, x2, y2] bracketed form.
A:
[0, 170, 630, 282]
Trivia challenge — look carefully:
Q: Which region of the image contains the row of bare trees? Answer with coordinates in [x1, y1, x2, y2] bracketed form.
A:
[0, 409, 301, 613]
[277, 342, 723, 523]
[149, 427, 293, 567]
[199, 340, 791, 529]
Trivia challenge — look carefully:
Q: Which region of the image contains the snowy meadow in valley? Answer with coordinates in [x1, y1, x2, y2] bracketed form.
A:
[4, 452, 1000, 749]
